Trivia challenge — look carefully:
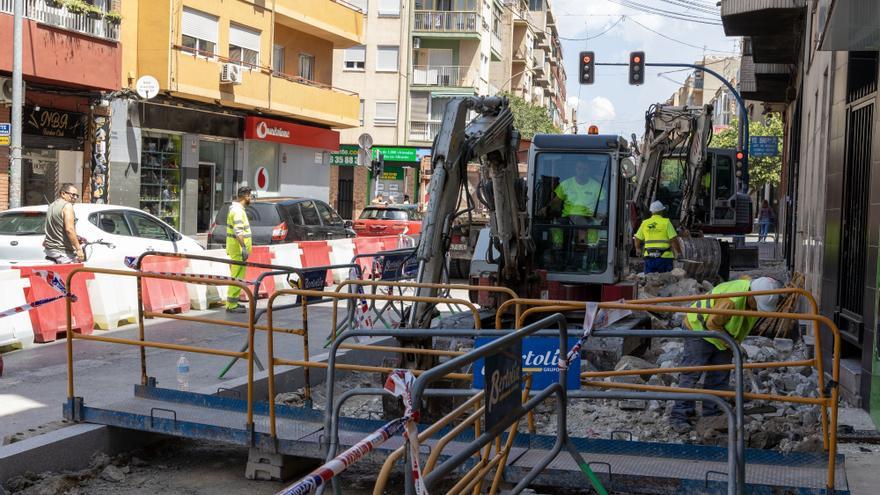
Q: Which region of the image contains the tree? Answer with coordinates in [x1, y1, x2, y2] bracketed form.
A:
[712, 113, 784, 193]
[499, 92, 560, 140]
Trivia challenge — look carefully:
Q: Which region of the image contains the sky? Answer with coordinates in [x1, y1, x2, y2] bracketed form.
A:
[552, 0, 740, 137]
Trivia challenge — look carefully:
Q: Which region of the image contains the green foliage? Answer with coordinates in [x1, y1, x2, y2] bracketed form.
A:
[104, 11, 123, 24]
[498, 92, 559, 140]
[712, 113, 784, 192]
[63, 0, 102, 17]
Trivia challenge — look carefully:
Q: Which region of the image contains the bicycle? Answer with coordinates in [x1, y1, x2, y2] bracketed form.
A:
[44, 238, 116, 264]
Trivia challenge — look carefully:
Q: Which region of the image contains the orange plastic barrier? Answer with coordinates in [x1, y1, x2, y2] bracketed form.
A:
[140, 256, 191, 314]
[353, 237, 390, 278]
[19, 264, 94, 343]
[299, 241, 334, 285]
[242, 246, 276, 299]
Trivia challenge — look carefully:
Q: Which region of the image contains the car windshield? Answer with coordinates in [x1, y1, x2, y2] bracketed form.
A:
[0, 212, 46, 235]
[532, 152, 612, 275]
[360, 208, 409, 220]
[214, 203, 282, 227]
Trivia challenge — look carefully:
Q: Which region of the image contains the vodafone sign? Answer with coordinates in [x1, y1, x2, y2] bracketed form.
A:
[244, 116, 340, 150]
[254, 166, 270, 192]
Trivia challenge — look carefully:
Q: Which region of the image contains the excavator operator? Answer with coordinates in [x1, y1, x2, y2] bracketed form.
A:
[541, 159, 607, 247]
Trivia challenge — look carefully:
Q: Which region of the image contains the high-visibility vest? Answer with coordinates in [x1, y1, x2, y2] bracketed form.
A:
[636, 214, 676, 259]
[686, 279, 757, 350]
[555, 177, 603, 217]
[226, 202, 252, 257]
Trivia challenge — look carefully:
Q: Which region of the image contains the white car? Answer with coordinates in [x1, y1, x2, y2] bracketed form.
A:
[0, 204, 203, 265]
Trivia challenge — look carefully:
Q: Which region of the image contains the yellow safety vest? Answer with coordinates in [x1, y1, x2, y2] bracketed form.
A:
[686, 279, 757, 350]
[635, 214, 676, 259]
[226, 202, 252, 257]
[554, 177, 604, 218]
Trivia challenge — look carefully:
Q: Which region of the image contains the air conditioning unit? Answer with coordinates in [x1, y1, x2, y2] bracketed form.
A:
[412, 37, 421, 49]
[0, 77, 24, 104]
[220, 63, 243, 85]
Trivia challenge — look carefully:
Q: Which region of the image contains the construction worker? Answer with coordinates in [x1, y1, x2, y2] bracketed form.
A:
[633, 201, 681, 273]
[670, 276, 782, 433]
[225, 186, 253, 314]
[543, 160, 607, 247]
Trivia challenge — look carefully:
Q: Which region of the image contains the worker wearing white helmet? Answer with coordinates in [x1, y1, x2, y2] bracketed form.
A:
[633, 201, 682, 274]
[670, 276, 783, 433]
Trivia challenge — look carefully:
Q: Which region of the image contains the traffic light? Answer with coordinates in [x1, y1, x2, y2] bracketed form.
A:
[628, 51, 645, 85]
[371, 151, 385, 178]
[579, 51, 595, 85]
[735, 150, 744, 177]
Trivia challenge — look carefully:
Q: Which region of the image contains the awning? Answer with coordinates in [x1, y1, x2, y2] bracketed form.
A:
[430, 89, 476, 98]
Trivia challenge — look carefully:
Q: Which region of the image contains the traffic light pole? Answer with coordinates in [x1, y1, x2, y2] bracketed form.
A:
[598, 61, 750, 191]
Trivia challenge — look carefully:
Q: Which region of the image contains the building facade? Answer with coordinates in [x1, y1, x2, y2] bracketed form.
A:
[110, 0, 363, 234]
[0, 0, 123, 209]
[721, 0, 880, 421]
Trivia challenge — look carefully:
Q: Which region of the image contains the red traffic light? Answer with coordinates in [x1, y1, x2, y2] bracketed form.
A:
[736, 151, 744, 160]
[632, 55, 641, 63]
[582, 54, 592, 64]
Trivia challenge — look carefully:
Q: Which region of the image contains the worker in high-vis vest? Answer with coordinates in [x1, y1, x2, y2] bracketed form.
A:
[633, 201, 681, 274]
[225, 186, 253, 313]
[670, 276, 782, 433]
[544, 160, 607, 246]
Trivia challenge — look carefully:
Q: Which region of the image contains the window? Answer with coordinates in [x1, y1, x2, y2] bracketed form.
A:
[344, 46, 366, 70]
[359, 99, 365, 126]
[229, 24, 260, 68]
[0, 211, 45, 235]
[378, 0, 400, 16]
[348, 0, 368, 12]
[376, 45, 399, 72]
[299, 201, 321, 226]
[375, 101, 398, 125]
[316, 202, 342, 226]
[284, 204, 305, 226]
[181, 7, 218, 56]
[272, 45, 285, 73]
[95, 211, 133, 237]
[528, 0, 543, 11]
[128, 213, 172, 241]
[298, 53, 315, 81]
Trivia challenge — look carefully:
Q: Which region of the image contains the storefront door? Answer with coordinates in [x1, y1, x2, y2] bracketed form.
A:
[197, 162, 216, 232]
[337, 166, 354, 219]
[22, 149, 59, 206]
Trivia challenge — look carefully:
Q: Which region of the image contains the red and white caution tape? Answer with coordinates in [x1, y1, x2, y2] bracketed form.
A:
[348, 267, 373, 330]
[0, 270, 77, 319]
[276, 370, 427, 495]
[558, 301, 631, 371]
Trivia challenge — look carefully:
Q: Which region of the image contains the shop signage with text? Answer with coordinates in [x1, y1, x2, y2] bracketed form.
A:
[244, 116, 339, 150]
[0, 123, 9, 146]
[24, 107, 85, 140]
[330, 145, 420, 166]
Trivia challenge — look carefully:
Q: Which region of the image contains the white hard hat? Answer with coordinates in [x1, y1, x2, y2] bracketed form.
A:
[649, 201, 666, 213]
[751, 277, 782, 312]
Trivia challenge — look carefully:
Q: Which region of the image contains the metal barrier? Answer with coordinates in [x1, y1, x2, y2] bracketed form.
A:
[495, 289, 842, 492]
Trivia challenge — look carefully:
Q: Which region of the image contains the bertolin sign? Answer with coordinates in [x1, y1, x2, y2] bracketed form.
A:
[482, 340, 522, 430]
[473, 336, 580, 390]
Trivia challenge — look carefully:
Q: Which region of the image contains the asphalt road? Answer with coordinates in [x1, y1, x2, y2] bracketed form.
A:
[0, 294, 341, 439]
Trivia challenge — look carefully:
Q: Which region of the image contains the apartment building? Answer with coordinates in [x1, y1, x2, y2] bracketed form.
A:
[110, 0, 363, 234]
[720, 0, 880, 420]
[667, 56, 742, 130]
[0, 0, 123, 209]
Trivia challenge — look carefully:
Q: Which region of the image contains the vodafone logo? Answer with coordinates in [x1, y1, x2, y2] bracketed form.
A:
[254, 167, 269, 192]
[255, 121, 290, 140]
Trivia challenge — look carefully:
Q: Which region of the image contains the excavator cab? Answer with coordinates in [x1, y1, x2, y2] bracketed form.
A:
[527, 134, 631, 286]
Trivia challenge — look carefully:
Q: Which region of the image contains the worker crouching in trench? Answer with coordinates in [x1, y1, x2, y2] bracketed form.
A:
[670, 277, 782, 433]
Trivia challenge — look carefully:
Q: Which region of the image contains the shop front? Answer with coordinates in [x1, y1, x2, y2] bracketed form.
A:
[243, 116, 340, 202]
[329, 145, 429, 216]
[21, 106, 87, 206]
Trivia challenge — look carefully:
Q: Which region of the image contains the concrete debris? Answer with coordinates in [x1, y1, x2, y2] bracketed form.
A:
[98, 466, 125, 483]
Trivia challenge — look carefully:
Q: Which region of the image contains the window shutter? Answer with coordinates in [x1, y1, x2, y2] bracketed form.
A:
[378, 0, 400, 15]
[345, 46, 366, 63]
[375, 102, 397, 123]
[376, 46, 399, 71]
[182, 8, 218, 44]
[230, 24, 261, 53]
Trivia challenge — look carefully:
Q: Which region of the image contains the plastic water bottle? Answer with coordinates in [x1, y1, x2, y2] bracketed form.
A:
[176, 354, 190, 391]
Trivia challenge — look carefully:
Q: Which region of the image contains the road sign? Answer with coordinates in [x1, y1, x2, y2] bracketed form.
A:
[473, 337, 580, 390]
[135, 76, 160, 100]
[0, 123, 10, 136]
[482, 339, 522, 430]
[357, 132, 373, 150]
[749, 136, 779, 157]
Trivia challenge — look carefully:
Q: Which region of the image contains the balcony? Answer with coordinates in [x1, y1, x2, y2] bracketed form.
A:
[271, 73, 360, 128]
[409, 120, 442, 142]
[275, 0, 365, 47]
[0, 0, 120, 40]
[720, 0, 805, 64]
[413, 10, 481, 38]
[411, 65, 478, 88]
[535, 61, 551, 87]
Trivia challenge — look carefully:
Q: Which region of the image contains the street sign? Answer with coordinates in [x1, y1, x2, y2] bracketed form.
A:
[357, 132, 373, 150]
[749, 136, 779, 157]
[135, 75, 160, 100]
[482, 340, 522, 430]
[473, 337, 580, 390]
[0, 123, 10, 136]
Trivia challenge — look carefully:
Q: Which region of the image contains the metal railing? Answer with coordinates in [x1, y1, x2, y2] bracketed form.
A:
[0, 0, 120, 40]
[413, 10, 480, 32]
[409, 120, 442, 142]
[411, 65, 476, 87]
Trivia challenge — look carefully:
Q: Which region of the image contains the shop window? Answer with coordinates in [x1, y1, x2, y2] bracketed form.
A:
[375, 101, 398, 125]
[344, 46, 366, 70]
[181, 7, 218, 56]
[248, 141, 279, 192]
[376, 46, 399, 72]
[229, 23, 261, 69]
[140, 134, 182, 229]
[299, 53, 315, 81]
[22, 149, 58, 206]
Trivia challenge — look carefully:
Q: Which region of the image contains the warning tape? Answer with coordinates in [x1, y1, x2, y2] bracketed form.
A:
[0, 270, 77, 319]
[558, 301, 631, 372]
[276, 370, 428, 495]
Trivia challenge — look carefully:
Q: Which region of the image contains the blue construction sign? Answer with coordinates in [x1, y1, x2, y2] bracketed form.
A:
[749, 136, 779, 157]
[473, 336, 581, 390]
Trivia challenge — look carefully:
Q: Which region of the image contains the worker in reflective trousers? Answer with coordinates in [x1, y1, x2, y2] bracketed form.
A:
[670, 277, 782, 433]
[226, 186, 253, 313]
[633, 201, 681, 273]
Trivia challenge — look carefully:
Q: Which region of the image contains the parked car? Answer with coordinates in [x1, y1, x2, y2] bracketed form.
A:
[353, 205, 422, 237]
[207, 198, 355, 249]
[0, 204, 203, 265]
